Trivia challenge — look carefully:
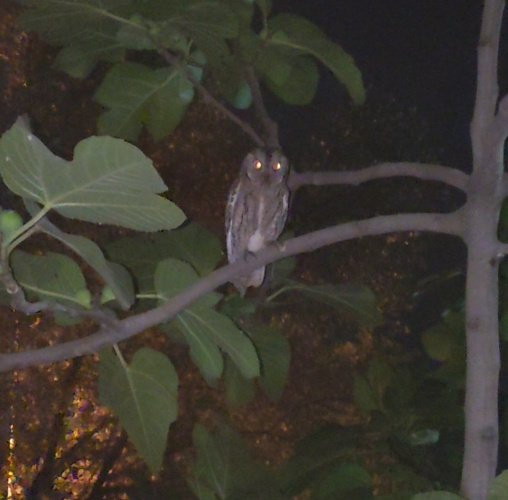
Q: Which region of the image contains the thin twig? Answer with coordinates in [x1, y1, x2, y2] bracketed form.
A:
[158, 47, 264, 147]
[243, 64, 279, 149]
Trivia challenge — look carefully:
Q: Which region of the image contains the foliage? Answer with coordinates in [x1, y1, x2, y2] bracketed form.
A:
[4, 0, 498, 497]
[188, 422, 374, 500]
[98, 347, 178, 474]
[0, 117, 378, 482]
[0, 116, 185, 230]
[17, 0, 365, 141]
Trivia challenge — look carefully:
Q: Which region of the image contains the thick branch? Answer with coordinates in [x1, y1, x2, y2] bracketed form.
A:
[470, 0, 504, 157]
[0, 210, 464, 372]
[289, 162, 470, 192]
[461, 1, 505, 499]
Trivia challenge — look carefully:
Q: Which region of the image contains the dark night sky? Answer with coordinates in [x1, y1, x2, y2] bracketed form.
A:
[273, 0, 489, 168]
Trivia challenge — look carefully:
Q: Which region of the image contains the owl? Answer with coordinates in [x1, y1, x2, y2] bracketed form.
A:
[225, 149, 290, 293]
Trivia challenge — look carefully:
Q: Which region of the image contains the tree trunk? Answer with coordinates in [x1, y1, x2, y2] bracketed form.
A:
[461, 1, 505, 498]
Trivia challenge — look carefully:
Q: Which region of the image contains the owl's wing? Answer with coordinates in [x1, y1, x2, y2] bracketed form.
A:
[275, 187, 290, 236]
[260, 185, 290, 243]
[226, 178, 255, 263]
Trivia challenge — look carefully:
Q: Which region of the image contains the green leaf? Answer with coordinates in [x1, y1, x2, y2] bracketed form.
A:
[254, 0, 272, 17]
[247, 323, 290, 401]
[0, 118, 185, 231]
[212, 54, 249, 106]
[155, 257, 221, 308]
[191, 424, 239, 497]
[292, 283, 382, 327]
[489, 470, 508, 500]
[170, 312, 224, 384]
[262, 54, 319, 105]
[365, 356, 393, 410]
[95, 62, 194, 141]
[270, 256, 296, 287]
[18, 0, 129, 77]
[105, 224, 222, 305]
[266, 13, 365, 104]
[17, 0, 131, 45]
[116, 22, 157, 50]
[176, 307, 260, 381]
[421, 323, 455, 362]
[421, 311, 465, 365]
[155, 224, 224, 276]
[254, 42, 293, 87]
[106, 224, 222, 292]
[232, 82, 253, 109]
[412, 493, 464, 500]
[313, 464, 373, 499]
[219, 295, 257, 320]
[353, 376, 378, 414]
[223, 0, 254, 30]
[98, 347, 178, 475]
[11, 250, 90, 308]
[187, 478, 216, 500]
[54, 35, 125, 78]
[155, 258, 259, 382]
[278, 426, 363, 496]
[224, 356, 256, 407]
[28, 211, 134, 309]
[408, 429, 439, 446]
[190, 423, 275, 498]
[159, 1, 238, 67]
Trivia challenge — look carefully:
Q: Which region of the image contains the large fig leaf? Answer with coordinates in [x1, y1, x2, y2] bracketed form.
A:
[54, 36, 125, 78]
[223, 321, 290, 406]
[156, 1, 238, 67]
[266, 13, 365, 104]
[18, 0, 130, 77]
[105, 223, 223, 290]
[98, 347, 178, 475]
[0, 117, 185, 231]
[155, 258, 260, 382]
[262, 54, 319, 105]
[95, 62, 194, 141]
[38, 220, 134, 309]
[11, 250, 91, 308]
[189, 424, 277, 498]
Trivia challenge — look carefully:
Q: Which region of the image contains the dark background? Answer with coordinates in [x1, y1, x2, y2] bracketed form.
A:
[274, 0, 486, 169]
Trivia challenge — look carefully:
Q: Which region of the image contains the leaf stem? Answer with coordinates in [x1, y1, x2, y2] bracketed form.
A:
[3, 206, 50, 257]
[113, 344, 129, 370]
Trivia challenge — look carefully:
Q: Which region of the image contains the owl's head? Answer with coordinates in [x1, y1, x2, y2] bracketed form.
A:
[242, 149, 289, 185]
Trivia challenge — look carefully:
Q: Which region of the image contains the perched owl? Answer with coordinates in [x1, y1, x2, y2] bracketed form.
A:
[225, 149, 290, 293]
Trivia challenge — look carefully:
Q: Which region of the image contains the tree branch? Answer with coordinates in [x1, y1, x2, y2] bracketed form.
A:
[461, 1, 505, 498]
[243, 64, 280, 149]
[289, 161, 470, 192]
[157, 47, 265, 148]
[0, 210, 464, 372]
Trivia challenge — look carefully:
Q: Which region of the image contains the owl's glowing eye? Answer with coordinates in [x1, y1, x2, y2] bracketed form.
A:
[273, 162, 282, 171]
[254, 160, 262, 170]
